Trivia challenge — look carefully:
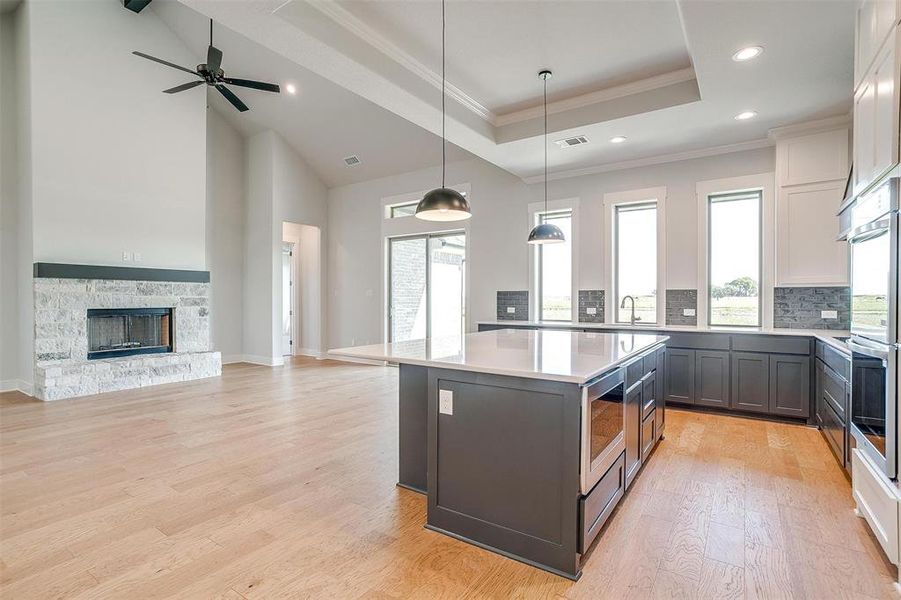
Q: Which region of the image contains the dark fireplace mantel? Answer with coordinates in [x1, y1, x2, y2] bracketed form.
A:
[33, 262, 209, 283]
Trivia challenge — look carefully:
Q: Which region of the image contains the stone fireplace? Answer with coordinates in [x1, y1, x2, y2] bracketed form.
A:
[33, 263, 221, 401]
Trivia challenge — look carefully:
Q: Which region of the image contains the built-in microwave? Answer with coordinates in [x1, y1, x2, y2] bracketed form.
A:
[580, 369, 625, 494]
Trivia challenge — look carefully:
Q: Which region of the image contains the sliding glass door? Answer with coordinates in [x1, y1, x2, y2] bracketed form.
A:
[388, 232, 465, 342]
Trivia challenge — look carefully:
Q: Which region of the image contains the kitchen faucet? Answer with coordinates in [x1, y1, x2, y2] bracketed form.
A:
[620, 296, 641, 326]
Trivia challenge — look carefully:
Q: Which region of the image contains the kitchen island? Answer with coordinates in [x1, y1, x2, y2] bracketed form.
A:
[330, 328, 669, 579]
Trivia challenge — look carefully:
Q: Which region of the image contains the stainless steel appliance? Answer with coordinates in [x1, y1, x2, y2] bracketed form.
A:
[849, 174, 899, 479]
[580, 369, 625, 494]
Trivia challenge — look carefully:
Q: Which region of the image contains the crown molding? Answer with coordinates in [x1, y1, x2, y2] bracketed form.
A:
[305, 0, 497, 124]
[495, 68, 697, 127]
[521, 138, 773, 184]
[766, 113, 852, 141]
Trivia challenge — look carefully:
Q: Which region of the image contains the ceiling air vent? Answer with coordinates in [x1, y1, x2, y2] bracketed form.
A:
[554, 135, 589, 148]
[343, 155, 361, 166]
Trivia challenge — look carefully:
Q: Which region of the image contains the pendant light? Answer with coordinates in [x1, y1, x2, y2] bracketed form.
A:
[415, 0, 471, 222]
[527, 70, 565, 244]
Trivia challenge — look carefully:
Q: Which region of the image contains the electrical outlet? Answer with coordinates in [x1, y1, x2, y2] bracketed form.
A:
[439, 389, 453, 415]
[821, 310, 838, 319]
[133, 252, 142, 263]
[365, 289, 374, 297]
[684, 308, 696, 316]
[506, 306, 516, 314]
[122, 251, 131, 262]
[586, 307, 597, 315]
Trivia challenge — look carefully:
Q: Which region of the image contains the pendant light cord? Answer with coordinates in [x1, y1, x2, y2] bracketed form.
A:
[543, 74, 548, 214]
[210, 19, 213, 46]
[441, 0, 446, 188]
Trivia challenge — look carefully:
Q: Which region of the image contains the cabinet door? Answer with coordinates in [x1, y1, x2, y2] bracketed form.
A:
[642, 371, 656, 420]
[624, 382, 642, 489]
[854, 75, 876, 193]
[769, 354, 811, 418]
[732, 352, 770, 413]
[665, 348, 695, 404]
[695, 350, 730, 408]
[872, 39, 898, 180]
[655, 347, 666, 435]
[815, 359, 826, 426]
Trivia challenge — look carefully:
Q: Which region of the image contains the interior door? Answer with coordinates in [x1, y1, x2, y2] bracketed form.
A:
[281, 245, 293, 356]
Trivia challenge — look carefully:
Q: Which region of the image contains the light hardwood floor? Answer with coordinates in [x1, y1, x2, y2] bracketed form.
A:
[1, 357, 898, 599]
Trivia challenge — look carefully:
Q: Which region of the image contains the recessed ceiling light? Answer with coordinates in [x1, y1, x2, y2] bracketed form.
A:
[609, 136, 627, 144]
[732, 46, 763, 62]
[285, 83, 297, 95]
[734, 110, 757, 121]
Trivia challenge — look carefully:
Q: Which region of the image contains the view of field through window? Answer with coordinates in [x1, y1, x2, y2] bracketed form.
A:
[709, 190, 761, 326]
[615, 202, 657, 323]
[539, 210, 573, 321]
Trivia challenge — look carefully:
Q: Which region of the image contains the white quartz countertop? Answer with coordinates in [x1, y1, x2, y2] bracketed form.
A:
[329, 329, 669, 384]
[476, 321, 851, 355]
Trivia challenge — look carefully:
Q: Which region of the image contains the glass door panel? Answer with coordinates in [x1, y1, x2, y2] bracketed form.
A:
[389, 237, 428, 343]
[429, 234, 466, 339]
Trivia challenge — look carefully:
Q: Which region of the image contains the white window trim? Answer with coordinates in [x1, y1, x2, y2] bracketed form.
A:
[696, 173, 775, 329]
[528, 198, 580, 323]
[603, 187, 667, 325]
[380, 184, 472, 343]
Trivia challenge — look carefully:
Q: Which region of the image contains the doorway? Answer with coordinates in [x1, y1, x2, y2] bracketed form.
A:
[281, 242, 295, 356]
[388, 232, 466, 343]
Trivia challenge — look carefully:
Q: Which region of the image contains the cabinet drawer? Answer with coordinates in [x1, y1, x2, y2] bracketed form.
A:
[665, 332, 730, 350]
[852, 449, 900, 565]
[823, 362, 847, 419]
[820, 399, 846, 467]
[579, 452, 625, 553]
[732, 335, 810, 355]
[641, 411, 656, 461]
[816, 341, 850, 381]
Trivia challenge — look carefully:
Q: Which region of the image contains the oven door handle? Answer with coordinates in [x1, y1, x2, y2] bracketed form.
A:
[847, 338, 891, 359]
[849, 218, 892, 244]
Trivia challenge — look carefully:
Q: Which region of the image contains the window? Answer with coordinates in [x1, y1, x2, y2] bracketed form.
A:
[614, 203, 658, 323]
[537, 210, 573, 321]
[707, 190, 761, 327]
[389, 202, 418, 218]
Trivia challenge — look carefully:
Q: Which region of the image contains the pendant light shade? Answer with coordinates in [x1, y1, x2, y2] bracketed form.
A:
[416, 0, 471, 221]
[527, 69, 564, 244]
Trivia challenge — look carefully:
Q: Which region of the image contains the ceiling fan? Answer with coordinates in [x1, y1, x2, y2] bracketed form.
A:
[132, 19, 280, 112]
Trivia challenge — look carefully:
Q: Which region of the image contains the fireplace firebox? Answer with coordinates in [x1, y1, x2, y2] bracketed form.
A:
[87, 308, 173, 360]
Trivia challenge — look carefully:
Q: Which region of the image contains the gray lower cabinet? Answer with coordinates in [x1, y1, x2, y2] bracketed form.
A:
[769, 354, 810, 418]
[624, 380, 643, 487]
[731, 352, 770, 413]
[655, 347, 666, 436]
[665, 348, 695, 404]
[695, 350, 730, 408]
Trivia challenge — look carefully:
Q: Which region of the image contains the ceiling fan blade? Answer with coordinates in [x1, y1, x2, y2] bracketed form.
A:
[132, 51, 198, 77]
[207, 45, 223, 73]
[222, 78, 280, 93]
[163, 80, 205, 94]
[216, 85, 248, 112]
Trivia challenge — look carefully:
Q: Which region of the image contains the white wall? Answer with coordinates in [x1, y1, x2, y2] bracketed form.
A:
[206, 109, 245, 361]
[326, 148, 776, 349]
[25, 0, 206, 270]
[0, 10, 18, 388]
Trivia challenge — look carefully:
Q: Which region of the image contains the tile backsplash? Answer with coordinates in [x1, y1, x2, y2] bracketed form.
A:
[773, 287, 850, 330]
[666, 289, 698, 326]
[496, 291, 529, 321]
[578, 290, 605, 323]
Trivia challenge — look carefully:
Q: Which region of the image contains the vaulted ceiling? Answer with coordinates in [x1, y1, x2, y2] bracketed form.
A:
[164, 0, 855, 185]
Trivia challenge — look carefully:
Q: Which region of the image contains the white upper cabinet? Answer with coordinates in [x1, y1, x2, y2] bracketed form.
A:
[774, 126, 851, 286]
[855, 0, 900, 90]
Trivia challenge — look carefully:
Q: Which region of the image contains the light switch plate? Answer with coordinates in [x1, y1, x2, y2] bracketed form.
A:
[821, 310, 838, 319]
[586, 307, 597, 315]
[439, 389, 453, 415]
[506, 306, 516, 314]
[683, 308, 696, 317]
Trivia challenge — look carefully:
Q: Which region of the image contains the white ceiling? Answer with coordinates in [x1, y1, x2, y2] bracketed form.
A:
[150, 1, 470, 187]
[171, 0, 856, 184]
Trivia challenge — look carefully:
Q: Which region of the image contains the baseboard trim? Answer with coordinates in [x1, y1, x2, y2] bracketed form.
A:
[223, 355, 284, 367]
[0, 379, 34, 396]
[294, 348, 322, 358]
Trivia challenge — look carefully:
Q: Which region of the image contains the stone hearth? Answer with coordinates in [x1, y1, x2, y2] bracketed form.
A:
[33, 268, 221, 401]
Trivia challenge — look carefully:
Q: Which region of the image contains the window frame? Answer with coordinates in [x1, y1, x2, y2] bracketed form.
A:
[603, 187, 667, 326]
[613, 201, 659, 324]
[706, 190, 763, 328]
[696, 173, 775, 329]
[528, 198, 580, 324]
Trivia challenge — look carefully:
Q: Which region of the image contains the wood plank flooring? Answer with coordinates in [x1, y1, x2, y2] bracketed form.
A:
[1, 357, 898, 599]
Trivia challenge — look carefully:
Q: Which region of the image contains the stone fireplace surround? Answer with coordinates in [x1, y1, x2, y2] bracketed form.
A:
[33, 263, 221, 401]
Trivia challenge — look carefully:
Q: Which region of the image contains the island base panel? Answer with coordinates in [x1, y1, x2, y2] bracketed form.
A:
[398, 364, 428, 494]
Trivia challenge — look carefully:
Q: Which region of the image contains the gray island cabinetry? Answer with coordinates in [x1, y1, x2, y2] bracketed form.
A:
[331, 329, 668, 580]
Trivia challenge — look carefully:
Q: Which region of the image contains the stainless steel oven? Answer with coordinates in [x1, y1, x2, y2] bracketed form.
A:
[849, 174, 900, 479]
[580, 369, 625, 494]
[849, 337, 898, 478]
